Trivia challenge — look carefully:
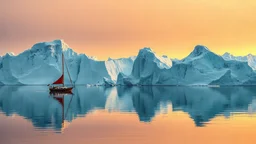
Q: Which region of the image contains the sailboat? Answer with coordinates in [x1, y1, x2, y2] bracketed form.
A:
[49, 53, 73, 94]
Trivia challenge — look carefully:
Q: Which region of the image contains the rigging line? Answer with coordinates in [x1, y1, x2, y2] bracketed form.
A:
[64, 94, 74, 121]
[64, 57, 73, 87]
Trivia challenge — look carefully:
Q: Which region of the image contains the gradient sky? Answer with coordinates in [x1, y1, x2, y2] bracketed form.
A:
[1, 0, 256, 60]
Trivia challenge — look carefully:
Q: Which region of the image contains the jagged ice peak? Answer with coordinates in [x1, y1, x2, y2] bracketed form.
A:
[138, 47, 154, 55]
[192, 45, 210, 55]
[30, 39, 70, 52]
[5, 52, 15, 57]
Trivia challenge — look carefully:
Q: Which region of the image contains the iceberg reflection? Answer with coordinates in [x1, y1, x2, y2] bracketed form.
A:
[0, 86, 255, 132]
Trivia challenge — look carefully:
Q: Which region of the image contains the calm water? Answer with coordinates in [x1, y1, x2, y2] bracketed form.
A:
[1, 86, 256, 144]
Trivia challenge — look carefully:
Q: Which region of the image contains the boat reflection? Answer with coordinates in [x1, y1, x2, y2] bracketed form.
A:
[50, 92, 74, 132]
[0, 86, 256, 132]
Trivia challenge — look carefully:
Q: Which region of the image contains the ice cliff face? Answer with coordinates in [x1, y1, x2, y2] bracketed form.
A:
[120, 48, 173, 85]
[118, 45, 255, 85]
[75, 55, 109, 85]
[0, 40, 135, 85]
[131, 48, 172, 78]
[105, 57, 136, 81]
[75, 55, 135, 85]
[222, 53, 256, 71]
[0, 40, 80, 85]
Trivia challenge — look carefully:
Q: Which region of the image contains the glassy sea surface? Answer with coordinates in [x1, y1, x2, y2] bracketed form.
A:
[1, 86, 256, 144]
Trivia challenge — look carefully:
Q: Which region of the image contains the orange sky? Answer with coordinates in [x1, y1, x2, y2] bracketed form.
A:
[1, 0, 256, 60]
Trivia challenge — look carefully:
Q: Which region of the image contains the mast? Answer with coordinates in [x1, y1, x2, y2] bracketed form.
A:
[52, 54, 65, 86]
[62, 53, 64, 87]
[64, 56, 73, 87]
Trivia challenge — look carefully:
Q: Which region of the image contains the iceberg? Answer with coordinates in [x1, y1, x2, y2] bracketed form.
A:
[222, 53, 256, 70]
[0, 40, 135, 85]
[75, 55, 135, 85]
[103, 77, 115, 87]
[209, 70, 240, 85]
[118, 48, 173, 85]
[105, 57, 136, 81]
[117, 45, 256, 85]
[1, 40, 256, 85]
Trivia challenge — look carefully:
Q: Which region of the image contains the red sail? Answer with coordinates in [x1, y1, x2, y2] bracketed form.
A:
[53, 75, 64, 84]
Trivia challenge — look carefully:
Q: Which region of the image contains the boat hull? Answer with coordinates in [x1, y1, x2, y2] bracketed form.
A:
[49, 87, 73, 95]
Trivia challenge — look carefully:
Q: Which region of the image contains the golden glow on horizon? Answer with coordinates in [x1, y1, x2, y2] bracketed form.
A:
[1, 0, 256, 60]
